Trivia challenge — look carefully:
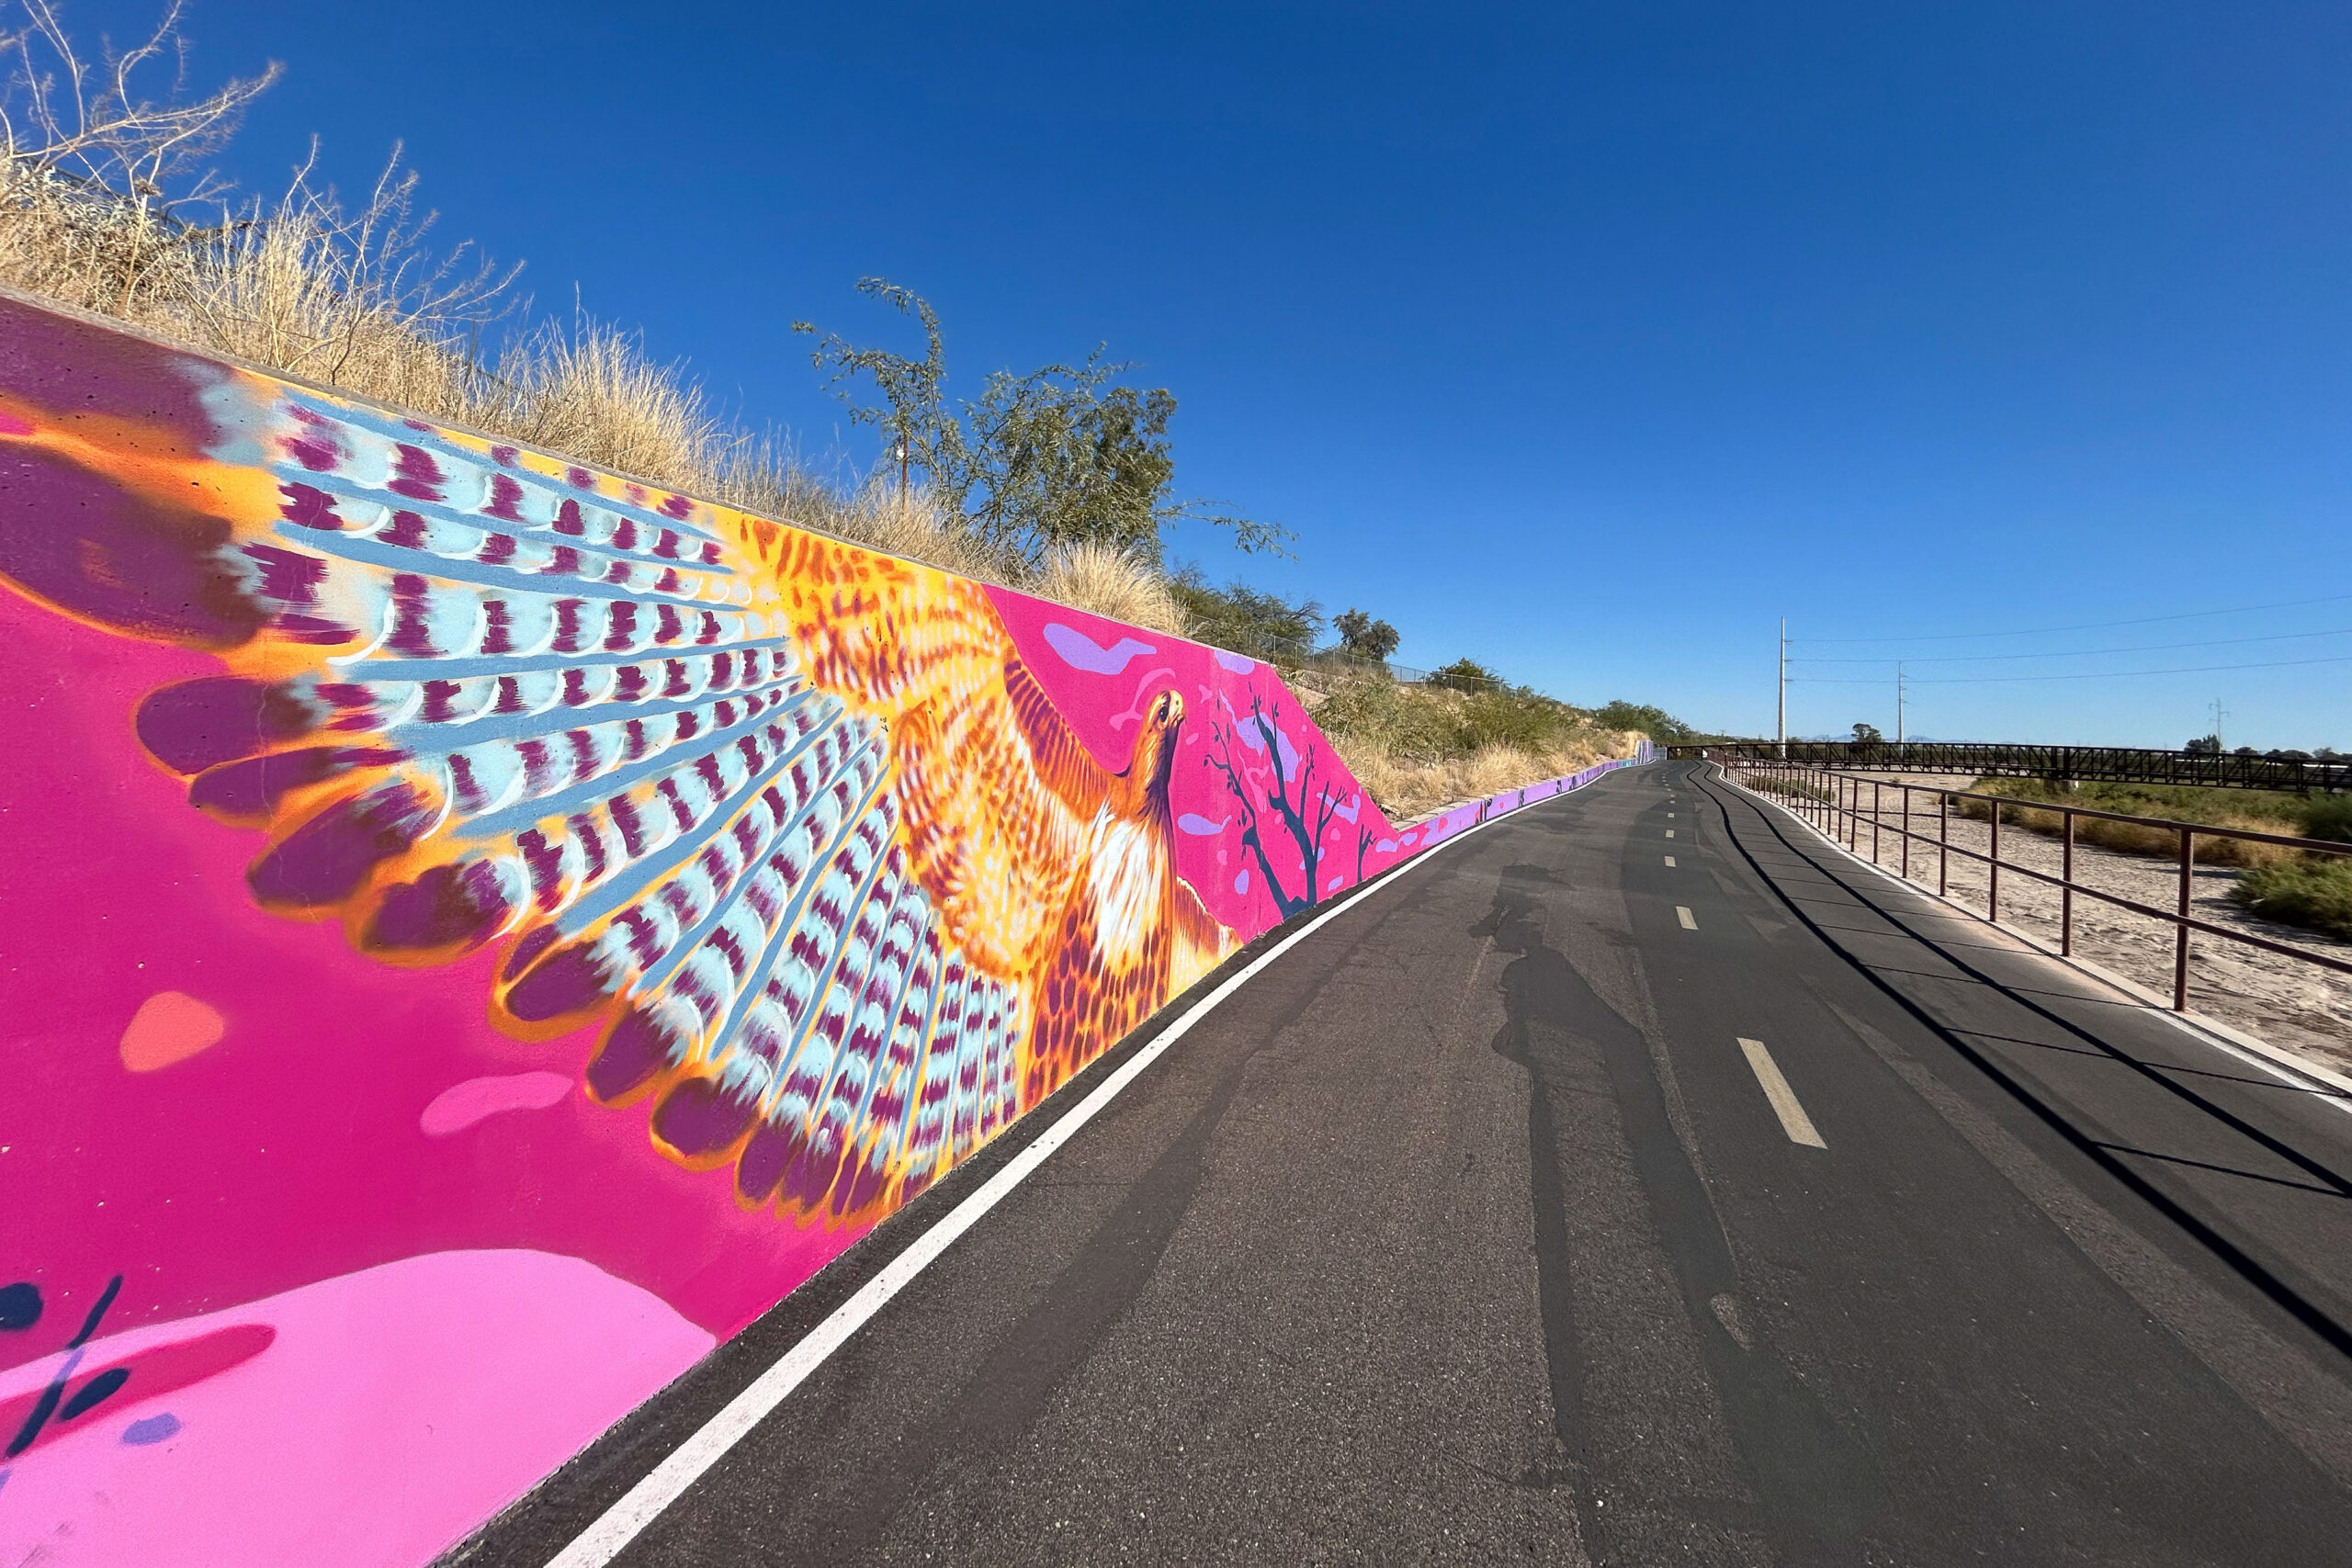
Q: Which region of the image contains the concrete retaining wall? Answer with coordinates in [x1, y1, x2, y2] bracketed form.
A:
[0, 292, 1645, 1564]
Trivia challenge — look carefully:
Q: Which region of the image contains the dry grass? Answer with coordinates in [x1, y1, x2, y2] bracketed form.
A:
[1031, 540, 1190, 636]
[819, 483, 1024, 584]
[1344, 731, 1641, 823]
[478, 317, 727, 492]
[0, 156, 752, 503]
[1747, 773, 1832, 804]
[1306, 667, 1644, 818]
[1952, 777, 2306, 868]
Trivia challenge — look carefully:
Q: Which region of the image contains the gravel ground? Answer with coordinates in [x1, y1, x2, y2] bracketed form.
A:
[1738, 769, 2352, 1077]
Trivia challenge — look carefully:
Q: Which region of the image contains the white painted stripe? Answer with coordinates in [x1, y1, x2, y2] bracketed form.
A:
[1665, 855, 1676, 867]
[1738, 1037, 1827, 1148]
[1676, 905, 1698, 930]
[540, 770, 1589, 1567]
[1666, 829, 1676, 838]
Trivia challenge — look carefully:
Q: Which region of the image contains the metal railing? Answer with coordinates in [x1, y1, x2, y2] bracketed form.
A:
[1668, 739, 2352, 794]
[1711, 754, 2352, 1012]
[1280, 646, 1440, 685]
[1274, 647, 1530, 691]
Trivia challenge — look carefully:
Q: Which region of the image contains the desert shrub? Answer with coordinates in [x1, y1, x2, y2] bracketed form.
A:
[2230, 859, 2352, 941]
[1427, 658, 1502, 694]
[1317, 673, 1611, 765]
[1970, 777, 2308, 829]
[1168, 571, 1321, 660]
[2300, 795, 2352, 844]
[1340, 736, 1631, 823]
[1454, 687, 1584, 753]
[1311, 674, 1469, 763]
[1949, 778, 2306, 867]
[1747, 774, 1832, 803]
[1309, 671, 1639, 818]
[1593, 700, 1704, 743]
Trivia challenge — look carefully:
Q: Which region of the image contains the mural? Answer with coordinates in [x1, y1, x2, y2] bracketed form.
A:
[0, 292, 1646, 1564]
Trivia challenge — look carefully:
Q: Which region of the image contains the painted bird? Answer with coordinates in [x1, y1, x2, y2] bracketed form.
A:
[0, 366, 1233, 1226]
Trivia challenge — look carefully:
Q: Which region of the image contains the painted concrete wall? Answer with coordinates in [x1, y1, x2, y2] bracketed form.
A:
[0, 292, 1645, 1564]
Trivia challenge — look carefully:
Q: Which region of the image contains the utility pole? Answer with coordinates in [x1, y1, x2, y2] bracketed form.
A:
[1777, 618, 1787, 757]
[2213, 697, 2227, 751]
[1897, 661, 1906, 746]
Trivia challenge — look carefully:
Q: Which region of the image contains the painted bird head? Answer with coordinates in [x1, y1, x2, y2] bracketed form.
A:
[1115, 687, 1187, 808]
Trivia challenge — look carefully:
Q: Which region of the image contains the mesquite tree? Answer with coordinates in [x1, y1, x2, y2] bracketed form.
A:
[794, 277, 1288, 569]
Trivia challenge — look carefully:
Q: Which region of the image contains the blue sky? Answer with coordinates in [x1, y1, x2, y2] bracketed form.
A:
[78, 0, 2352, 747]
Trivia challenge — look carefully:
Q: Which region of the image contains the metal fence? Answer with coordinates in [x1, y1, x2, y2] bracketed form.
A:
[1274, 647, 1519, 691]
[1711, 754, 2352, 1012]
[1669, 739, 2351, 794]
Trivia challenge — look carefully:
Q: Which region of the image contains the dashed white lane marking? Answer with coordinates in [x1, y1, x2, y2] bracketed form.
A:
[1666, 829, 1676, 839]
[1665, 855, 1677, 867]
[1676, 906, 1698, 930]
[1738, 1038, 1827, 1148]
[537, 763, 1570, 1568]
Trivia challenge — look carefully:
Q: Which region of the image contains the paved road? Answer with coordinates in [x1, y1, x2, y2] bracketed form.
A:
[457, 761, 2352, 1566]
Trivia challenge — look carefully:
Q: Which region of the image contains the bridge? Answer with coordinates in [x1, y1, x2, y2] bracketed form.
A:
[1668, 739, 2352, 792]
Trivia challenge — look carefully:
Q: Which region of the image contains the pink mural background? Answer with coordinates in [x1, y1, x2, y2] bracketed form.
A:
[0, 293, 1645, 1564]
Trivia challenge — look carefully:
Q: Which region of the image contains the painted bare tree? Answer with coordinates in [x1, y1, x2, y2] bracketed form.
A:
[1205, 692, 1342, 919]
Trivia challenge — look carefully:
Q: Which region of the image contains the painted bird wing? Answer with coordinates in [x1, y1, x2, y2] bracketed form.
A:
[762, 529, 1113, 975]
[7, 378, 1108, 1224]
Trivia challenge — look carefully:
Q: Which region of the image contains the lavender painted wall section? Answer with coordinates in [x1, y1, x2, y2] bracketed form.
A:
[0, 292, 1646, 1564]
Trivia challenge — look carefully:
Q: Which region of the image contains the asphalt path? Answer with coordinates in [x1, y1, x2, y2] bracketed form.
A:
[451, 760, 2352, 1566]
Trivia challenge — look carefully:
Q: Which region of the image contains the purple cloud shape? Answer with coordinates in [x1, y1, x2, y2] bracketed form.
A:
[1177, 813, 1229, 836]
[1275, 728, 1301, 782]
[123, 1413, 182, 1445]
[1044, 622, 1156, 675]
[1225, 697, 1266, 751]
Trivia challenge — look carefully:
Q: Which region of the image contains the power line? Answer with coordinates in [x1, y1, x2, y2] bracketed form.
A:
[1788, 652, 2352, 685]
[1787, 592, 2352, 646]
[1786, 625, 2352, 666]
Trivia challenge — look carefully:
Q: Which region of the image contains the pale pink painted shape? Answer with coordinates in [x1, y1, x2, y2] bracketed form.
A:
[117, 990, 227, 1072]
[420, 1071, 574, 1136]
[0, 1249, 716, 1568]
